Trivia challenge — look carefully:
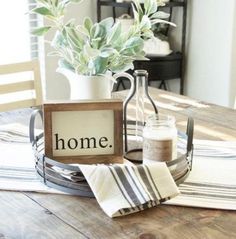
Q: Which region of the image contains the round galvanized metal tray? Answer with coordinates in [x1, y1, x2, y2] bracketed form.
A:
[30, 109, 194, 197]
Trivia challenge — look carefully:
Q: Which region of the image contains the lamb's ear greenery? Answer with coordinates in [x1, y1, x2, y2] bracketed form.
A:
[32, 0, 174, 75]
[32, 7, 54, 17]
[151, 11, 170, 19]
[31, 26, 51, 36]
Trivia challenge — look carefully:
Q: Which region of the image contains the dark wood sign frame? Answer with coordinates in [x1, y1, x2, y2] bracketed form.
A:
[43, 99, 123, 164]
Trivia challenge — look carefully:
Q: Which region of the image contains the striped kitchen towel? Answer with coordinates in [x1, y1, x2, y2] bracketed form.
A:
[79, 163, 179, 218]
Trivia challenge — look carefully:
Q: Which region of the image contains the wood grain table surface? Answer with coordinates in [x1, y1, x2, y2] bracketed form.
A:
[0, 88, 236, 239]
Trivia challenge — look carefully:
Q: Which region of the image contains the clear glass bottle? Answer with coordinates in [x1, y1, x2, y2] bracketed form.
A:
[143, 114, 177, 164]
[123, 70, 158, 162]
[134, 70, 147, 148]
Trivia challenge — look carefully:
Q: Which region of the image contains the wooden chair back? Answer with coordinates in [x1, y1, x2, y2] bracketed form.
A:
[0, 60, 43, 112]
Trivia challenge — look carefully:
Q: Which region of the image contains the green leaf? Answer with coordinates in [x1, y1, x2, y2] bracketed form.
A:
[57, 1, 67, 10]
[142, 29, 154, 39]
[83, 17, 93, 33]
[47, 51, 60, 56]
[120, 38, 144, 56]
[51, 30, 67, 48]
[77, 25, 90, 37]
[65, 19, 75, 27]
[107, 22, 121, 44]
[142, 29, 154, 40]
[149, 0, 157, 15]
[88, 60, 95, 73]
[99, 17, 114, 31]
[51, 0, 59, 7]
[84, 44, 100, 58]
[91, 37, 102, 49]
[144, 0, 151, 15]
[100, 48, 117, 58]
[151, 19, 176, 27]
[31, 26, 51, 36]
[79, 52, 88, 64]
[90, 23, 106, 39]
[60, 0, 82, 5]
[132, 0, 143, 16]
[32, 7, 54, 17]
[36, 0, 48, 4]
[156, 0, 167, 7]
[151, 11, 170, 19]
[60, 0, 70, 4]
[66, 27, 84, 50]
[132, 6, 140, 24]
[70, 0, 83, 3]
[124, 37, 143, 49]
[110, 61, 134, 73]
[140, 15, 151, 30]
[134, 53, 148, 61]
[93, 57, 109, 74]
[58, 59, 75, 72]
[132, 0, 144, 22]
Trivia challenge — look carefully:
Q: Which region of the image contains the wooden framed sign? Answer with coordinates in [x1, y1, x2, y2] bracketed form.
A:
[43, 99, 123, 164]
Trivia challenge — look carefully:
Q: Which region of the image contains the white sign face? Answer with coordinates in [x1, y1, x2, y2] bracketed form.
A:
[51, 110, 114, 156]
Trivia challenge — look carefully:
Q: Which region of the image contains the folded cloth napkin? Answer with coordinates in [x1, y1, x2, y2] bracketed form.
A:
[79, 162, 179, 218]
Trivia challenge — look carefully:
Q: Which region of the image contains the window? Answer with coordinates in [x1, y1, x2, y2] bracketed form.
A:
[0, 0, 42, 64]
[0, 1, 44, 101]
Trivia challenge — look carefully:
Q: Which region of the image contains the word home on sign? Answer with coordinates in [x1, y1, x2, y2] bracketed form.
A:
[52, 110, 114, 156]
[54, 134, 111, 151]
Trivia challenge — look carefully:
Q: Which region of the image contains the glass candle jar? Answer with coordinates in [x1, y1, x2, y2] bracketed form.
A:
[143, 114, 177, 164]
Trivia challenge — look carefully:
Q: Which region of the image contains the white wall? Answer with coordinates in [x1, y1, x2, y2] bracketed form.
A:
[185, 0, 236, 107]
[44, 0, 97, 100]
[147, 0, 236, 108]
[0, 1, 31, 64]
[229, 5, 236, 107]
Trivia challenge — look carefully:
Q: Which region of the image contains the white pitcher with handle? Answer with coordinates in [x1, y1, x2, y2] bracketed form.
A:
[57, 68, 135, 100]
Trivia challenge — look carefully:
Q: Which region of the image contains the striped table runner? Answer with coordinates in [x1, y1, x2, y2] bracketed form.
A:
[0, 123, 30, 143]
[79, 163, 179, 217]
[0, 141, 62, 193]
[166, 155, 236, 210]
[0, 117, 236, 216]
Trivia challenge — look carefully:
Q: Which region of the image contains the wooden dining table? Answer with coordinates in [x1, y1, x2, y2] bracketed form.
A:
[0, 87, 236, 239]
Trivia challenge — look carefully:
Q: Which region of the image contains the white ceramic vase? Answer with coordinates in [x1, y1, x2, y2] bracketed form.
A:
[57, 68, 114, 100]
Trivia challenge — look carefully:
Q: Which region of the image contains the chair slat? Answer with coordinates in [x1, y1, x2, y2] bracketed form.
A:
[0, 59, 43, 112]
[0, 81, 34, 94]
[0, 99, 37, 112]
[0, 61, 36, 74]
